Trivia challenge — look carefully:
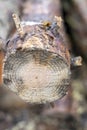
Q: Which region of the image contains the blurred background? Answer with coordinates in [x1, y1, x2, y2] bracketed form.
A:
[0, 0, 87, 130]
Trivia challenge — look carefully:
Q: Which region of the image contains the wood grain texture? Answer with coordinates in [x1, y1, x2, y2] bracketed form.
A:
[3, 49, 70, 103]
[3, 20, 70, 103]
[2, 0, 71, 103]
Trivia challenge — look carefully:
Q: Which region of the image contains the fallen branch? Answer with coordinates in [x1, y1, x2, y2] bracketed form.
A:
[1, 0, 82, 104]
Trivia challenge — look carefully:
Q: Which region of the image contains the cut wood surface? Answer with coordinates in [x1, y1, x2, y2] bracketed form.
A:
[3, 15, 70, 103]
[2, 0, 82, 104]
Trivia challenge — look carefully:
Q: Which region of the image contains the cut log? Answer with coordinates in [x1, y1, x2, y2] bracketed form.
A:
[2, 14, 71, 103]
